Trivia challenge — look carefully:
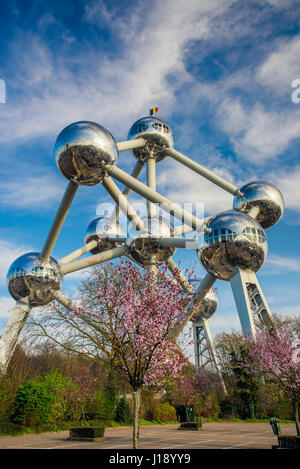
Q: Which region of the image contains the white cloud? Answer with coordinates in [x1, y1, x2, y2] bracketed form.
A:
[256, 35, 300, 92]
[0, 0, 235, 144]
[0, 239, 32, 286]
[266, 254, 300, 272]
[272, 305, 300, 316]
[209, 311, 241, 335]
[217, 98, 300, 162]
[268, 165, 300, 212]
[157, 158, 234, 216]
[0, 174, 65, 210]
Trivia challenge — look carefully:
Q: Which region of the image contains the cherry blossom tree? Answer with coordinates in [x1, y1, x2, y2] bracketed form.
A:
[244, 325, 300, 435]
[166, 362, 199, 409]
[29, 260, 194, 448]
[61, 365, 97, 424]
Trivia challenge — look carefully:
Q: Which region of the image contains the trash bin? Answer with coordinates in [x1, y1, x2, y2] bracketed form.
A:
[176, 405, 195, 423]
[270, 417, 281, 436]
[186, 405, 194, 423]
[177, 405, 187, 423]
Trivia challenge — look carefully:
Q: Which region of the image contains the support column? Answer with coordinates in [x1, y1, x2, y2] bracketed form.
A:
[192, 317, 227, 395]
[0, 298, 31, 374]
[230, 268, 274, 338]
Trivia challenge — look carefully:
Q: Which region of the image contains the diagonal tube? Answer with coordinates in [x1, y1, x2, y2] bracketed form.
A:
[58, 240, 99, 265]
[103, 177, 145, 232]
[54, 290, 80, 310]
[109, 161, 144, 225]
[248, 206, 260, 219]
[169, 272, 217, 340]
[40, 181, 78, 263]
[106, 165, 202, 230]
[59, 244, 128, 276]
[167, 258, 194, 294]
[166, 147, 241, 196]
[117, 138, 145, 152]
[58, 163, 143, 266]
[174, 224, 195, 236]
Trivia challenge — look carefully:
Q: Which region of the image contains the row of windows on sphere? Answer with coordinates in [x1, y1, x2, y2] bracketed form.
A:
[205, 227, 266, 245]
[129, 122, 171, 136]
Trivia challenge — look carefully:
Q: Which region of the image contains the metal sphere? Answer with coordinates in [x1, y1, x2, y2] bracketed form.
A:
[198, 210, 268, 281]
[7, 252, 62, 306]
[126, 216, 175, 265]
[128, 116, 173, 162]
[84, 216, 126, 254]
[189, 278, 218, 321]
[54, 121, 118, 186]
[233, 180, 284, 228]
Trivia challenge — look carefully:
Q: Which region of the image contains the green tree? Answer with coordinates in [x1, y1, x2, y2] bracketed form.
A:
[42, 370, 71, 422]
[115, 397, 130, 424]
[230, 346, 259, 419]
[13, 381, 53, 426]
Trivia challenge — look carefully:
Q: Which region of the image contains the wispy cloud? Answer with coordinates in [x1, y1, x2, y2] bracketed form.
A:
[0, 0, 236, 145]
[268, 166, 300, 213]
[0, 239, 32, 286]
[217, 99, 300, 163]
[265, 254, 300, 272]
[272, 305, 300, 316]
[256, 36, 300, 93]
[157, 158, 235, 216]
[0, 173, 65, 210]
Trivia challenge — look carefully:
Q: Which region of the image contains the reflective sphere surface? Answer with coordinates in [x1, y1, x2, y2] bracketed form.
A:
[128, 116, 173, 162]
[126, 216, 175, 265]
[189, 278, 218, 321]
[198, 210, 268, 281]
[233, 180, 284, 228]
[7, 252, 62, 306]
[54, 121, 118, 185]
[84, 217, 126, 254]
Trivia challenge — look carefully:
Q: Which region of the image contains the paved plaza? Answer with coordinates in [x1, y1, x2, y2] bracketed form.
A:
[0, 421, 296, 450]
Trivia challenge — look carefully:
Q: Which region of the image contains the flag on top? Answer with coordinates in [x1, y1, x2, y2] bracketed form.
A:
[149, 106, 158, 115]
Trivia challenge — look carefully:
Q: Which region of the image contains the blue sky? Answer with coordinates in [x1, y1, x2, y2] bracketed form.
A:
[1, 0, 300, 344]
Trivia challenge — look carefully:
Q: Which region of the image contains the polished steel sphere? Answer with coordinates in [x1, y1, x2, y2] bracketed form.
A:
[7, 252, 62, 306]
[189, 278, 218, 321]
[198, 210, 268, 281]
[84, 217, 126, 254]
[233, 181, 284, 228]
[54, 121, 118, 185]
[128, 116, 173, 162]
[126, 216, 175, 265]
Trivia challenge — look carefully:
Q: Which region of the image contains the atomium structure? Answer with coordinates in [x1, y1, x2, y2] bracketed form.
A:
[0, 114, 284, 394]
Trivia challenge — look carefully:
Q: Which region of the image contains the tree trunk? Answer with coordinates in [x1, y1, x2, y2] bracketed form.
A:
[293, 402, 300, 436]
[81, 404, 87, 425]
[132, 389, 141, 449]
[249, 401, 255, 419]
